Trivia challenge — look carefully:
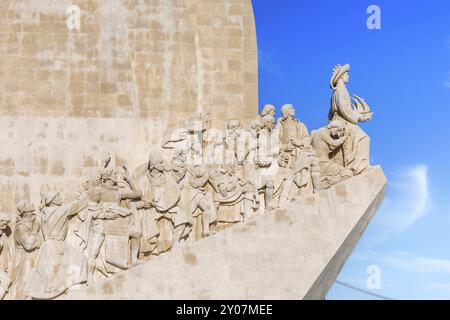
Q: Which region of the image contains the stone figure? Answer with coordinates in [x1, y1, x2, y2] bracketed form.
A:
[9, 200, 41, 300]
[26, 191, 88, 299]
[311, 120, 353, 188]
[251, 114, 278, 212]
[163, 112, 212, 165]
[204, 131, 256, 226]
[171, 147, 189, 184]
[276, 104, 311, 168]
[170, 147, 216, 240]
[0, 213, 12, 300]
[137, 152, 191, 254]
[182, 165, 217, 240]
[329, 64, 372, 174]
[76, 165, 142, 285]
[261, 104, 276, 117]
[276, 137, 322, 207]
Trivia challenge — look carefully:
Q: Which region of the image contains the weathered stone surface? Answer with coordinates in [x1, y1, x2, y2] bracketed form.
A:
[0, 0, 258, 214]
[60, 166, 386, 300]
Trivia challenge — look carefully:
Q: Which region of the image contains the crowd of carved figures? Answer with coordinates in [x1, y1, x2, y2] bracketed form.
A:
[0, 64, 373, 300]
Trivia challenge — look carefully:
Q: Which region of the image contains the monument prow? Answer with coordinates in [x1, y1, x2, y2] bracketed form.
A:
[60, 166, 386, 300]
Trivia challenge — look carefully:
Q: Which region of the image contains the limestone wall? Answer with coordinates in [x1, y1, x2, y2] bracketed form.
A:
[0, 0, 258, 213]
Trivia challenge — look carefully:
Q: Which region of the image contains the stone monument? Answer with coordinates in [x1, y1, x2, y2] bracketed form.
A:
[0, 1, 386, 300]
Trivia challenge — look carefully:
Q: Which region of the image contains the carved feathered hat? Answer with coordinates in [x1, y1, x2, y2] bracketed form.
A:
[330, 64, 350, 89]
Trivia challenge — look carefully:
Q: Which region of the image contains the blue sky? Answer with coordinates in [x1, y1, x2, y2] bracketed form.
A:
[252, 0, 450, 299]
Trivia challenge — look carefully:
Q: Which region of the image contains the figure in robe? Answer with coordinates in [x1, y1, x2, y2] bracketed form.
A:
[9, 200, 41, 300]
[250, 114, 278, 212]
[75, 164, 142, 285]
[26, 191, 88, 299]
[275, 137, 322, 207]
[170, 148, 216, 241]
[203, 131, 255, 227]
[329, 64, 373, 174]
[276, 104, 311, 169]
[0, 213, 12, 300]
[311, 120, 353, 188]
[136, 152, 191, 255]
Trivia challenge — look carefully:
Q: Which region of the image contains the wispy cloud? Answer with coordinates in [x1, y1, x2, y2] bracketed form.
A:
[379, 165, 430, 232]
[354, 250, 450, 275]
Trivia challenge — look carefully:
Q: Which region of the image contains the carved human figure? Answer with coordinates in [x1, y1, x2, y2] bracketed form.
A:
[9, 200, 41, 300]
[182, 165, 217, 240]
[171, 147, 188, 184]
[276, 104, 311, 168]
[77, 165, 142, 285]
[276, 137, 322, 207]
[26, 191, 88, 299]
[252, 114, 278, 212]
[204, 131, 256, 225]
[138, 152, 191, 254]
[170, 147, 216, 240]
[163, 112, 211, 165]
[311, 120, 353, 188]
[329, 64, 372, 174]
[0, 213, 12, 300]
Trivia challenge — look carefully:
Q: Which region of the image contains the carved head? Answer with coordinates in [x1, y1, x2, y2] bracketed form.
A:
[227, 120, 241, 137]
[43, 191, 62, 207]
[278, 151, 291, 168]
[328, 120, 345, 139]
[17, 200, 36, 218]
[100, 168, 118, 188]
[261, 114, 275, 130]
[0, 213, 10, 232]
[330, 64, 350, 89]
[261, 104, 275, 117]
[148, 152, 164, 173]
[173, 147, 187, 163]
[281, 104, 295, 119]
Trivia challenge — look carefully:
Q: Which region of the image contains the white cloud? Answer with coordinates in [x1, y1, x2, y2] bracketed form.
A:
[379, 165, 430, 231]
[383, 255, 450, 274]
[354, 250, 450, 275]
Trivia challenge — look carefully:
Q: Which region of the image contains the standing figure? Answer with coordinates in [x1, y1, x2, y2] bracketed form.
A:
[276, 104, 311, 168]
[0, 213, 12, 300]
[252, 114, 278, 212]
[79, 166, 142, 285]
[204, 132, 256, 226]
[26, 191, 88, 299]
[9, 200, 41, 300]
[182, 165, 217, 240]
[138, 152, 191, 254]
[329, 64, 372, 174]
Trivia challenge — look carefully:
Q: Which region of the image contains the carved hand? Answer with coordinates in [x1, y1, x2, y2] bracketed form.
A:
[219, 184, 228, 197]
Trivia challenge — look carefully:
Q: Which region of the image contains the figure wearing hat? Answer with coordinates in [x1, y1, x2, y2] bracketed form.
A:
[329, 64, 373, 175]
